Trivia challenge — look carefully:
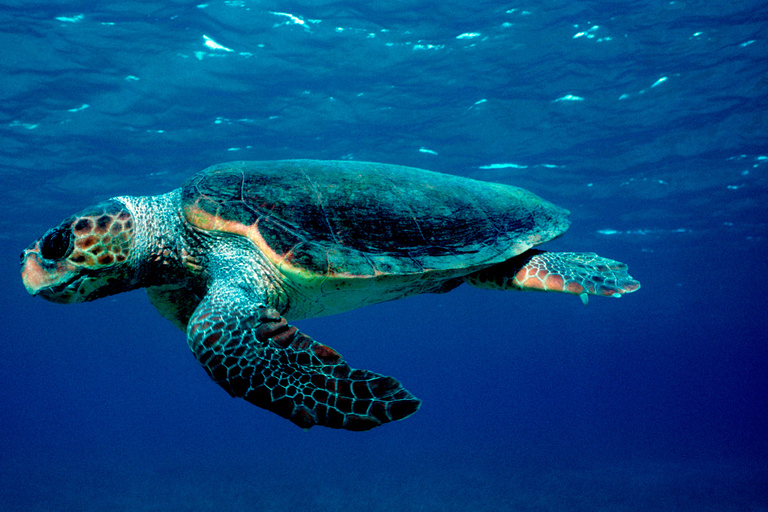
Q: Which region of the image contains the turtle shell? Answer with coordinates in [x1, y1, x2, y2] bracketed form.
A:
[181, 160, 570, 279]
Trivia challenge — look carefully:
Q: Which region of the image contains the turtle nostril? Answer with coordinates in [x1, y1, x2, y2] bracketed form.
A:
[40, 224, 74, 261]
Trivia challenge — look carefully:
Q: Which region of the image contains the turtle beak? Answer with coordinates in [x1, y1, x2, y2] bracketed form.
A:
[20, 242, 44, 296]
[20, 242, 81, 302]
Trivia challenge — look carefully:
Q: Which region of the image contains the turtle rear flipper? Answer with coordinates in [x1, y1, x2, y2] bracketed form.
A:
[466, 249, 641, 303]
[187, 286, 420, 431]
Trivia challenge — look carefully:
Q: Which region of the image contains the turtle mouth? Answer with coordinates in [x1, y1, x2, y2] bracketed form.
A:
[35, 272, 89, 303]
[20, 247, 87, 303]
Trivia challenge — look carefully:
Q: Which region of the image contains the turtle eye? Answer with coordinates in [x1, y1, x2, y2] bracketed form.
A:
[40, 224, 74, 261]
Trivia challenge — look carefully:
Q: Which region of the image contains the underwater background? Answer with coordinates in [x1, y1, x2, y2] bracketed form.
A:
[1, 1, 767, 510]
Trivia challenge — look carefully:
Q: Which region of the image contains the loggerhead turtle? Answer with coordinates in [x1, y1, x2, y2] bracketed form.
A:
[21, 160, 639, 431]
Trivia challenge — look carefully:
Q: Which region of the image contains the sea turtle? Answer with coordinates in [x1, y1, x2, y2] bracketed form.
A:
[21, 160, 640, 431]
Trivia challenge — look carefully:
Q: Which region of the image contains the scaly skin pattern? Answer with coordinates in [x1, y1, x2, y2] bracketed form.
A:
[20, 200, 137, 303]
[68, 202, 134, 267]
[20, 191, 200, 304]
[465, 249, 641, 303]
[187, 287, 420, 431]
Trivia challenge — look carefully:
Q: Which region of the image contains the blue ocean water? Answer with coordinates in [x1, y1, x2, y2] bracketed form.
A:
[2, 1, 767, 510]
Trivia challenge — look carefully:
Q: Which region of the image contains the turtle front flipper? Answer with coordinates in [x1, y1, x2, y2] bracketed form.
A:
[465, 249, 641, 304]
[186, 287, 420, 431]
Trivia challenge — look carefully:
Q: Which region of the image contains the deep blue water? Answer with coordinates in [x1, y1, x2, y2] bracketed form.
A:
[2, 1, 767, 510]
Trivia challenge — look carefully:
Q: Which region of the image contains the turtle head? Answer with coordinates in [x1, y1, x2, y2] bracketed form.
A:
[21, 199, 137, 303]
